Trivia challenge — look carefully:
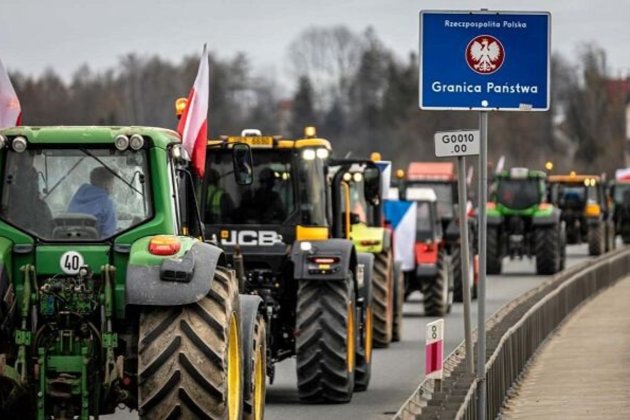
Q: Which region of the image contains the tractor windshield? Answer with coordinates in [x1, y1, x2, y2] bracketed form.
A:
[202, 149, 297, 225]
[614, 183, 630, 205]
[409, 182, 453, 219]
[497, 179, 540, 209]
[0, 147, 152, 240]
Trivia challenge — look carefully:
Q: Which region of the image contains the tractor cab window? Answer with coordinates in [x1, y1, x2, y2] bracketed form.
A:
[555, 185, 586, 210]
[497, 179, 540, 210]
[203, 150, 295, 225]
[0, 147, 152, 240]
[410, 182, 454, 219]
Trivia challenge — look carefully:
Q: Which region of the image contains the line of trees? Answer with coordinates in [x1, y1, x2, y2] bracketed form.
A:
[10, 26, 628, 175]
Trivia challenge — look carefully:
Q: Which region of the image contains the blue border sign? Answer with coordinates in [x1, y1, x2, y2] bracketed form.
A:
[419, 10, 550, 111]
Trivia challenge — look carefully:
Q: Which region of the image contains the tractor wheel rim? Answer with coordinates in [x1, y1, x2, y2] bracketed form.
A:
[254, 342, 265, 420]
[365, 305, 373, 364]
[347, 302, 355, 373]
[227, 313, 242, 420]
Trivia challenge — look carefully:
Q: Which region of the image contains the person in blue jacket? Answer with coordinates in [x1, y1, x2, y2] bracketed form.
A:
[68, 167, 117, 237]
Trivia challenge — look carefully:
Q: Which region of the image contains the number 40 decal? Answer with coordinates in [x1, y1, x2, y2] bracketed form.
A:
[60, 251, 85, 275]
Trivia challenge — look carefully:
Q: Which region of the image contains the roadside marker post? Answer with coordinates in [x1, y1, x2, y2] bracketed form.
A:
[420, 10, 551, 420]
[425, 319, 444, 391]
[434, 130, 478, 375]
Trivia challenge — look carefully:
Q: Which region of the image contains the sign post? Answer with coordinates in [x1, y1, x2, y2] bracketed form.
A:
[425, 319, 444, 391]
[420, 10, 551, 420]
[434, 129, 478, 375]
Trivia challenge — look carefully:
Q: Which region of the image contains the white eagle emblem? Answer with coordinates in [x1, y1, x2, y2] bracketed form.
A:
[466, 35, 504, 74]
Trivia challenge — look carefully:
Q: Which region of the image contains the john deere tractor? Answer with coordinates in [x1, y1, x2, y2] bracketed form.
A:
[487, 168, 565, 275]
[329, 158, 404, 345]
[200, 128, 374, 402]
[0, 126, 260, 419]
[548, 173, 614, 255]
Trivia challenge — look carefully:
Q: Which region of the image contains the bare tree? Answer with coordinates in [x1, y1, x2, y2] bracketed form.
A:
[288, 25, 364, 109]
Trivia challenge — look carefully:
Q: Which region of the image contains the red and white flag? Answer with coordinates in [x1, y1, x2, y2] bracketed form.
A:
[177, 45, 209, 177]
[0, 58, 21, 129]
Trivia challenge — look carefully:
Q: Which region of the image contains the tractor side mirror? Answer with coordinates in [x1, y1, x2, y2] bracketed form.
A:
[232, 143, 253, 185]
[363, 166, 381, 205]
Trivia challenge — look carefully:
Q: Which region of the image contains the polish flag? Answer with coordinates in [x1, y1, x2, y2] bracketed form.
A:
[0, 58, 21, 128]
[177, 45, 209, 177]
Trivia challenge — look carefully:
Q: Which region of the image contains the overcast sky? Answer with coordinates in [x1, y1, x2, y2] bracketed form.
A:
[2, 0, 629, 86]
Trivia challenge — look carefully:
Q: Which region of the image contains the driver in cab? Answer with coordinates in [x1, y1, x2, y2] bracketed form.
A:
[68, 167, 117, 237]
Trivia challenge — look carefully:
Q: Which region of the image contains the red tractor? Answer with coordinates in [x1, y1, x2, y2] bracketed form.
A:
[402, 187, 454, 316]
[400, 162, 478, 302]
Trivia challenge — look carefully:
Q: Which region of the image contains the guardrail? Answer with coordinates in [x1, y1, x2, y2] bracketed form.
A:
[394, 248, 630, 420]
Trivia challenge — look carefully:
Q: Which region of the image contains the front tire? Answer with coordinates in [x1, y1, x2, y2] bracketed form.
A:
[296, 279, 356, 403]
[587, 222, 604, 256]
[487, 226, 502, 275]
[138, 267, 242, 420]
[535, 225, 561, 275]
[243, 313, 266, 420]
[424, 250, 451, 317]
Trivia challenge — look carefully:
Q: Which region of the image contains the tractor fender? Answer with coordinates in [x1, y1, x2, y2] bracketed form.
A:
[239, 294, 265, 396]
[126, 239, 223, 306]
[356, 252, 374, 304]
[291, 239, 357, 282]
[532, 208, 561, 227]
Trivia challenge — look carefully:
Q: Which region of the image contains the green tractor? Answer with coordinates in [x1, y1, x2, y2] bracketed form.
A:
[486, 168, 565, 275]
[330, 157, 404, 345]
[0, 126, 260, 419]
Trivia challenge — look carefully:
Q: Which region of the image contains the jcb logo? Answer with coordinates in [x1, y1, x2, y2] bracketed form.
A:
[220, 230, 284, 246]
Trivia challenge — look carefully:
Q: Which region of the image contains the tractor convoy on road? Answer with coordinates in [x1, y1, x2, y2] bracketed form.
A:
[0, 91, 626, 420]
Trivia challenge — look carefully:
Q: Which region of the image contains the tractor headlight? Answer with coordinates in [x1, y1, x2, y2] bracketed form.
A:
[0, 135, 6, 149]
[129, 134, 145, 150]
[302, 149, 316, 161]
[12, 136, 27, 153]
[114, 135, 130, 151]
[353, 172, 363, 183]
[316, 148, 329, 159]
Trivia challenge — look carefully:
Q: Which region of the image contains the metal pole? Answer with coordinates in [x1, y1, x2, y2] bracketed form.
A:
[457, 156, 474, 374]
[477, 111, 488, 420]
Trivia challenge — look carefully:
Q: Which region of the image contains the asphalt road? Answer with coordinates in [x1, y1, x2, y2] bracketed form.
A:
[108, 244, 592, 420]
[265, 243, 592, 420]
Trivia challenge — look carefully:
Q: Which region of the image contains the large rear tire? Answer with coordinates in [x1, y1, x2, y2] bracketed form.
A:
[487, 226, 502, 275]
[587, 223, 604, 256]
[371, 250, 393, 348]
[138, 267, 242, 420]
[296, 279, 356, 403]
[535, 225, 561, 275]
[391, 263, 404, 342]
[424, 250, 451, 317]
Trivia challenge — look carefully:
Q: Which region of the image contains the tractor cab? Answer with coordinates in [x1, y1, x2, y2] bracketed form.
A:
[202, 128, 331, 250]
[329, 159, 382, 249]
[547, 173, 614, 253]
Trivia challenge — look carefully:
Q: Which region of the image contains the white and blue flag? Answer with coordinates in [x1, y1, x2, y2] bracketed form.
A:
[383, 199, 417, 271]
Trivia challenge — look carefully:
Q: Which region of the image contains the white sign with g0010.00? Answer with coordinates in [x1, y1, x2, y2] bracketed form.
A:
[434, 129, 480, 157]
